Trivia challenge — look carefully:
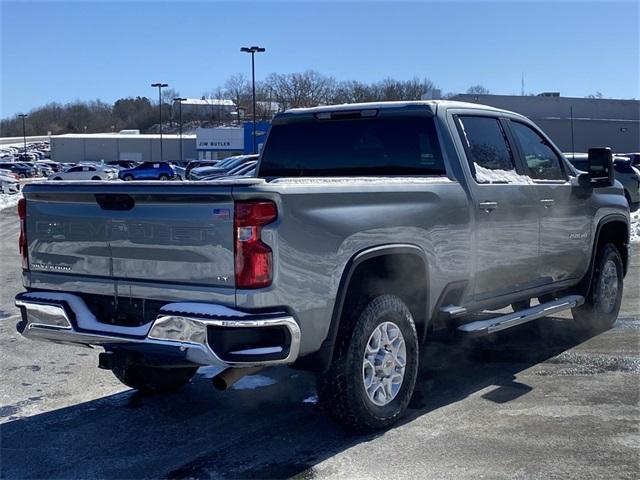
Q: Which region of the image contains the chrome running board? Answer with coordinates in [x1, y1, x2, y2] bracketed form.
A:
[457, 295, 584, 336]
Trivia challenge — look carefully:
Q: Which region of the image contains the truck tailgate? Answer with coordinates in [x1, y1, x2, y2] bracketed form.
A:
[24, 182, 236, 289]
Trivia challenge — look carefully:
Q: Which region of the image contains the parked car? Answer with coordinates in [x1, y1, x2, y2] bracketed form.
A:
[36, 160, 63, 173]
[621, 153, 640, 168]
[171, 163, 187, 180]
[0, 173, 20, 194]
[106, 160, 139, 170]
[14, 101, 630, 431]
[50, 164, 117, 181]
[189, 155, 258, 180]
[0, 168, 21, 181]
[200, 160, 258, 180]
[118, 162, 175, 181]
[0, 162, 36, 178]
[184, 160, 220, 179]
[565, 152, 640, 211]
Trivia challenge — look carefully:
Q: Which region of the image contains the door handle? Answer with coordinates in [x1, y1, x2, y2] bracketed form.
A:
[479, 201, 498, 212]
[540, 199, 555, 208]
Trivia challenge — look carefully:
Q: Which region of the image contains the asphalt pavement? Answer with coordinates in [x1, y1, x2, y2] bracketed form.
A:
[0, 206, 638, 479]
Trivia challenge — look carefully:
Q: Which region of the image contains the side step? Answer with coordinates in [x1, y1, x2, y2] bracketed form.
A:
[456, 295, 584, 336]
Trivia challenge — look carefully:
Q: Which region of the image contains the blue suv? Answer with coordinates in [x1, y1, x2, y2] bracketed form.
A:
[118, 162, 175, 181]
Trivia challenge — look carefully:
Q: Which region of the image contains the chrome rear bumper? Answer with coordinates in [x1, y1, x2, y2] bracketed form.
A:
[15, 292, 300, 367]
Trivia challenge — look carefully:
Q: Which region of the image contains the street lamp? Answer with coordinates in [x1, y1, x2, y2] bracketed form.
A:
[18, 114, 28, 156]
[240, 46, 266, 154]
[151, 82, 168, 161]
[173, 97, 187, 165]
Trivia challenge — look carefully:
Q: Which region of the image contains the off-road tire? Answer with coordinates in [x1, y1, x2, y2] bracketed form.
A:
[112, 363, 197, 393]
[317, 294, 419, 432]
[572, 243, 623, 333]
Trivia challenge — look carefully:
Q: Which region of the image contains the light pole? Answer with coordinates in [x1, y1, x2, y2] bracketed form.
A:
[174, 97, 186, 164]
[151, 82, 168, 161]
[18, 114, 28, 156]
[240, 46, 265, 154]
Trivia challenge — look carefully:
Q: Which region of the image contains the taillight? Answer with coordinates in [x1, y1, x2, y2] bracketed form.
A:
[17, 198, 28, 269]
[234, 200, 277, 288]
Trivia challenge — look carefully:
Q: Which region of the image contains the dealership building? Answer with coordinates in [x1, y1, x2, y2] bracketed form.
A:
[451, 93, 640, 153]
[196, 121, 271, 160]
[51, 132, 197, 163]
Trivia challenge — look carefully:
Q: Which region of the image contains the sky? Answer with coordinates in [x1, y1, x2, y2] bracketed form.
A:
[1, 0, 639, 118]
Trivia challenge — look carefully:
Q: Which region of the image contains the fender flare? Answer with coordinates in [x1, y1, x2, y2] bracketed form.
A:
[292, 243, 429, 373]
[580, 213, 630, 294]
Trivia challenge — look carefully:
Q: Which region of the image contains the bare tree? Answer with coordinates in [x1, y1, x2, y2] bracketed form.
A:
[466, 85, 490, 95]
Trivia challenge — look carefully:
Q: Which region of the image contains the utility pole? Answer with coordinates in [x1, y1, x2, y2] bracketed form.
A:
[151, 82, 168, 161]
[240, 46, 266, 154]
[174, 97, 187, 164]
[18, 114, 28, 155]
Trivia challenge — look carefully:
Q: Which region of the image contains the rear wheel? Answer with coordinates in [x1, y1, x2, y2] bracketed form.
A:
[53, 177, 62, 181]
[158, 173, 170, 180]
[572, 243, 623, 333]
[91, 176, 101, 181]
[112, 363, 197, 393]
[123, 174, 134, 181]
[317, 294, 419, 431]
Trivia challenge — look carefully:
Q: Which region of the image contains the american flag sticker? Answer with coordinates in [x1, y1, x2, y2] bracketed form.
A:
[212, 208, 231, 220]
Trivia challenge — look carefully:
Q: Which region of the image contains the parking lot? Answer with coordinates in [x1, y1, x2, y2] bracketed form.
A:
[0, 206, 638, 479]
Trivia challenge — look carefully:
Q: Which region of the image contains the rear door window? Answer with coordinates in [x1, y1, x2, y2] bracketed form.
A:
[259, 116, 445, 177]
[457, 116, 520, 183]
[510, 122, 565, 180]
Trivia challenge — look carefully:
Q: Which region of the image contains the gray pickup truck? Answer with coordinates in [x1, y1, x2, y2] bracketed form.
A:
[14, 101, 631, 431]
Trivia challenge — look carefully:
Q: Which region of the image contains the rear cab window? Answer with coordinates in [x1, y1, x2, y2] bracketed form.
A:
[259, 115, 445, 177]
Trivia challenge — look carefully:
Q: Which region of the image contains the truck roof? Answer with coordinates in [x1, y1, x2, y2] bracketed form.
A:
[284, 100, 511, 115]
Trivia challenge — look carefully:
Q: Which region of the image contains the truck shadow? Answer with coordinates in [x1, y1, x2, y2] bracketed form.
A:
[0, 316, 598, 479]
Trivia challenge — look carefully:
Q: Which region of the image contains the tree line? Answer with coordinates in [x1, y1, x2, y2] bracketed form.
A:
[1, 71, 489, 136]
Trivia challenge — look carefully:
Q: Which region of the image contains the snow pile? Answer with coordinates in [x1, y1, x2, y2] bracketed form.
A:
[474, 163, 535, 184]
[0, 192, 21, 212]
[630, 210, 640, 244]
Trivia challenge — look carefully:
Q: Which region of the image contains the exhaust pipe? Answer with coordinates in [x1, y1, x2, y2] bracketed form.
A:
[212, 366, 264, 390]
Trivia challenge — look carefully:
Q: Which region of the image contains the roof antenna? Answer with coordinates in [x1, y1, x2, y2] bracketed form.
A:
[521, 72, 525, 96]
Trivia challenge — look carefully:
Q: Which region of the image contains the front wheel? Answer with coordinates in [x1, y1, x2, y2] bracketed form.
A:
[317, 294, 419, 431]
[158, 173, 170, 180]
[122, 174, 134, 181]
[572, 243, 623, 333]
[112, 363, 198, 393]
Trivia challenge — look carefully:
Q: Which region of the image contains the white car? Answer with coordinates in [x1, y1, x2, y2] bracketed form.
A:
[0, 173, 20, 194]
[49, 164, 117, 181]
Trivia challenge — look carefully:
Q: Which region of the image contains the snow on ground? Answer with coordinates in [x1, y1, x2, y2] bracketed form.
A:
[630, 209, 640, 244]
[197, 366, 224, 379]
[231, 374, 277, 390]
[0, 193, 21, 212]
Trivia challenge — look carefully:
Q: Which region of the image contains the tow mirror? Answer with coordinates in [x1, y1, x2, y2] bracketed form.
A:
[585, 147, 614, 187]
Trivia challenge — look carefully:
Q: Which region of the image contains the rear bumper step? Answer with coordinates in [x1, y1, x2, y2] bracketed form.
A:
[457, 295, 584, 336]
[14, 292, 300, 367]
